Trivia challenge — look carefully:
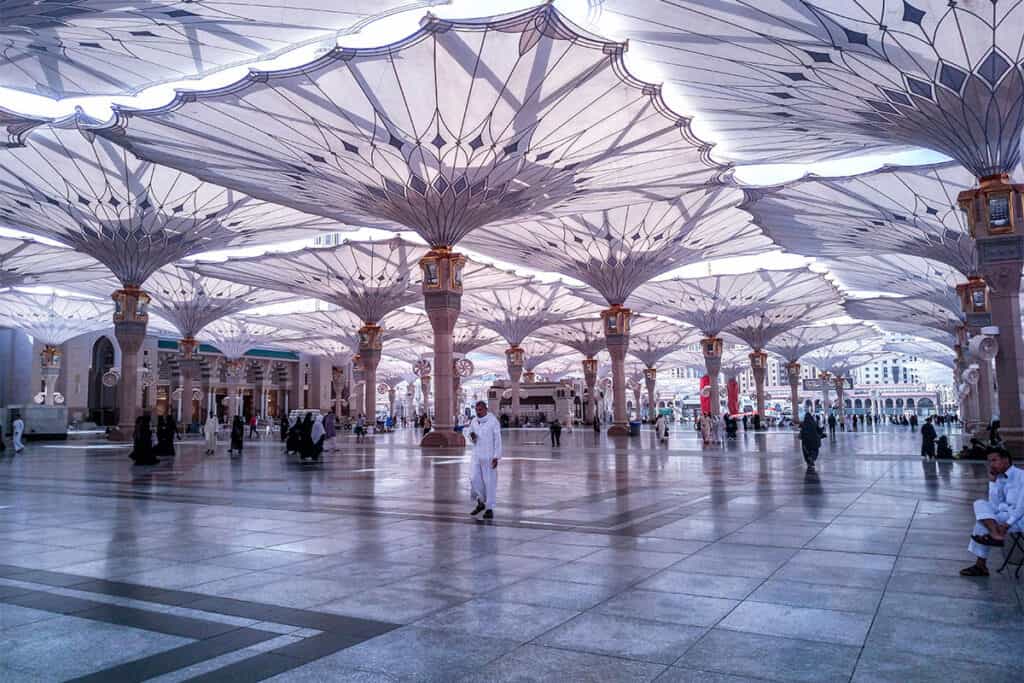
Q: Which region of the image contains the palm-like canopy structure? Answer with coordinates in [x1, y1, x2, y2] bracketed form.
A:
[584, 1, 1024, 175]
[627, 316, 696, 417]
[461, 280, 594, 423]
[765, 322, 878, 421]
[201, 318, 298, 361]
[465, 188, 769, 306]
[189, 238, 426, 325]
[0, 291, 111, 405]
[94, 4, 728, 445]
[0, 126, 333, 436]
[0, 127, 335, 288]
[630, 268, 841, 416]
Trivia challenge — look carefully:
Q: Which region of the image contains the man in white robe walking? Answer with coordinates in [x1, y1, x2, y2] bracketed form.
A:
[961, 447, 1024, 576]
[468, 400, 502, 520]
[12, 416, 25, 453]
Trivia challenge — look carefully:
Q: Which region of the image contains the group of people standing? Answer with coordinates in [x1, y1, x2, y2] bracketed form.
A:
[697, 413, 724, 446]
[282, 411, 329, 461]
[128, 414, 181, 465]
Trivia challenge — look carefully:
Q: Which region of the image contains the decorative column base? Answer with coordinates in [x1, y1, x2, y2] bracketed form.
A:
[701, 336, 723, 418]
[601, 305, 632, 437]
[420, 248, 466, 448]
[749, 350, 767, 426]
[644, 367, 657, 424]
[582, 357, 598, 425]
[786, 361, 801, 429]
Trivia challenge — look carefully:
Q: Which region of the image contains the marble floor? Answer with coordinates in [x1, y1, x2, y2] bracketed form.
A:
[0, 423, 1020, 682]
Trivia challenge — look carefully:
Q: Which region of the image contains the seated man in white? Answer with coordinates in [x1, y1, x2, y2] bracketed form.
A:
[961, 447, 1024, 576]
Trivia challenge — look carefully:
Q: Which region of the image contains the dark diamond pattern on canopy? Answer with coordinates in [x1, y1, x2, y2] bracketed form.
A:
[465, 187, 769, 305]
[587, 0, 1024, 174]
[0, 127, 336, 286]
[95, 5, 727, 249]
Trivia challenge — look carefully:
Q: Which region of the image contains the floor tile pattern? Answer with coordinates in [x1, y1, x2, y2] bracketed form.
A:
[0, 423, 1020, 681]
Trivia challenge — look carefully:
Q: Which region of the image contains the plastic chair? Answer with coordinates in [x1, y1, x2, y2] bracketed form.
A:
[996, 531, 1024, 580]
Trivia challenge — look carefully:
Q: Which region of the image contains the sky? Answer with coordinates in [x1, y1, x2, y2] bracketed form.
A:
[0, 0, 956, 384]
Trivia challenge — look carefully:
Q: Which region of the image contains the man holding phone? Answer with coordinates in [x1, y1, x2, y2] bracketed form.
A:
[468, 400, 502, 519]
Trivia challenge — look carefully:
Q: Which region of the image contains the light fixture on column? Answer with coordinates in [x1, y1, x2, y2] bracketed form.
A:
[958, 175, 1024, 450]
[956, 276, 991, 328]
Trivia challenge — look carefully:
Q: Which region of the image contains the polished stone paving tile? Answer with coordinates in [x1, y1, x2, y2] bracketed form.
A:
[0, 424, 1020, 681]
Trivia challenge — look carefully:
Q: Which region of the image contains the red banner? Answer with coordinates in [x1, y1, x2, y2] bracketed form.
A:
[699, 375, 710, 414]
[727, 379, 739, 415]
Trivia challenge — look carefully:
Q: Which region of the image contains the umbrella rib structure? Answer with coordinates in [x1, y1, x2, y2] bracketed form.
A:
[0, 0, 991, 443]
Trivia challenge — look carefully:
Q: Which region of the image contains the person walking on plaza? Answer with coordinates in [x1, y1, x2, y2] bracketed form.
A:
[799, 412, 822, 469]
[468, 401, 502, 519]
[249, 414, 260, 439]
[12, 416, 25, 453]
[549, 418, 562, 447]
[354, 413, 366, 443]
[699, 412, 713, 446]
[655, 413, 669, 443]
[285, 416, 301, 455]
[203, 413, 218, 455]
[229, 415, 244, 457]
[960, 448, 1023, 576]
[154, 415, 175, 457]
[826, 413, 836, 437]
[279, 413, 289, 444]
[920, 417, 937, 458]
[129, 415, 158, 465]
[302, 414, 326, 461]
[324, 411, 336, 450]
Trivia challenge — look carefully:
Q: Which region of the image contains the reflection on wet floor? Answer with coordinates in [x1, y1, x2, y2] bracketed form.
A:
[0, 423, 1019, 682]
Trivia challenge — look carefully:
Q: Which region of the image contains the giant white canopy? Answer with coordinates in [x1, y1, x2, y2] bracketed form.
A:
[826, 254, 963, 314]
[629, 269, 840, 338]
[95, 4, 726, 250]
[190, 238, 427, 325]
[538, 317, 608, 359]
[844, 296, 963, 338]
[464, 188, 769, 305]
[584, 1, 1024, 174]
[461, 280, 596, 346]
[765, 323, 878, 363]
[0, 235, 107, 290]
[741, 162, 977, 276]
[0, 290, 110, 345]
[0, 1, 449, 97]
[0, 127, 336, 287]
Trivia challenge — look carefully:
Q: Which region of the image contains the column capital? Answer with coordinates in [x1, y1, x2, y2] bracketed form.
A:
[112, 286, 150, 325]
[600, 305, 632, 346]
[701, 336, 723, 359]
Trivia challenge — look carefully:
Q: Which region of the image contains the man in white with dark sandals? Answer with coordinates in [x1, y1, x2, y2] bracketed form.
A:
[961, 447, 1024, 576]
[468, 401, 502, 520]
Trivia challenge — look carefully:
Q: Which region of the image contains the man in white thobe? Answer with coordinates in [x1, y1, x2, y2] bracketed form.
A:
[468, 401, 502, 519]
[203, 414, 218, 455]
[961, 447, 1024, 576]
[12, 417, 25, 452]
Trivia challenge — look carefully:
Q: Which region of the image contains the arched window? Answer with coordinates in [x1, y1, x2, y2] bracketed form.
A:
[88, 337, 117, 426]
